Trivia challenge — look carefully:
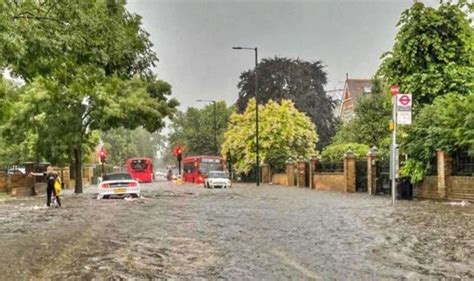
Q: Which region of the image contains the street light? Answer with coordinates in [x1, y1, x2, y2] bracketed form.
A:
[196, 99, 218, 155]
[232, 46, 260, 186]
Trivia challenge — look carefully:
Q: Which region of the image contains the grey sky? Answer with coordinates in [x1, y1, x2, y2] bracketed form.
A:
[126, 0, 437, 110]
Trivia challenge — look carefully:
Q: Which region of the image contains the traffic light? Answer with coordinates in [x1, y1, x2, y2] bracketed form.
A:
[176, 147, 182, 162]
[99, 148, 107, 163]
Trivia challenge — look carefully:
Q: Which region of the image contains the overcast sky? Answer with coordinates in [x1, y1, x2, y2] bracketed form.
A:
[126, 0, 437, 110]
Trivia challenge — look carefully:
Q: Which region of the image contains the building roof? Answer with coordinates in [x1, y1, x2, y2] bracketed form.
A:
[339, 78, 373, 122]
[346, 79, 373, 101]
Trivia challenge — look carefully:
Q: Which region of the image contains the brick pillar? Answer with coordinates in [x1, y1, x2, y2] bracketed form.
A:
[286, 161, 296, 186]
[437, 150, 452, 199]
[344, 150, 356, 193]
[309, 156, 318, 189]
[367, 147, 378, 195]
[261, 164, 270, 184]
[297, 158, 306, 188]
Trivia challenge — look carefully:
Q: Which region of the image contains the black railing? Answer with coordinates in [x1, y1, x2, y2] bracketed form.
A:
[426, 156, 438, 176]
[316, 161, 344, 173]
[453, 151, 474, 176]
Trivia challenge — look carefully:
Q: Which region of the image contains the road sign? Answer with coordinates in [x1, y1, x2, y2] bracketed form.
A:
[390, 85, 400, 96]
[397, 94, 412, 107]
[396, 93, 412, 125]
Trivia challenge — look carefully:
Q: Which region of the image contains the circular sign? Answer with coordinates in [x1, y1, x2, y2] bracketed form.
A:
[399, 95, 411, 106]
[390, 85, 400, 96]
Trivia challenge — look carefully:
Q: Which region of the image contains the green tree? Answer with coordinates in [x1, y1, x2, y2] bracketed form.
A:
[320, 143, 369, 161]
[236, 57, 338, 150]
[222, 99, 318, 173]
[400, 93, 474, 182]
[1, 1, 178, 193]
[330, 79, 392, 157]
[168, 101, 234, 156]
[378, 1, 473, 109]
[100, 127, 165, 167]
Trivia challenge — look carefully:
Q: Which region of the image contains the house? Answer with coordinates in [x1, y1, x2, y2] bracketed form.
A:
[339, 74, 373, 123]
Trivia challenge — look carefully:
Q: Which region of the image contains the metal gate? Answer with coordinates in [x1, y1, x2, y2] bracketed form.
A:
[356, 159, 367, 192]
[375, 160, 391, 195]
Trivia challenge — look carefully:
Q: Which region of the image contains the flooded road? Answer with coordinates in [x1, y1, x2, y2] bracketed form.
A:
[0, 182, 473, 280]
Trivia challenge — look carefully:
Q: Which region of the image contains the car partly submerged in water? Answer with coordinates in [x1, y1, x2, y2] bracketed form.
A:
[97, 173, 140, 199]
[203, 171, 231, 189]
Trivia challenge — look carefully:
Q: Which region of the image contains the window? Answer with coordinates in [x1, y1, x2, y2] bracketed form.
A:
[130, 160, 148, 171]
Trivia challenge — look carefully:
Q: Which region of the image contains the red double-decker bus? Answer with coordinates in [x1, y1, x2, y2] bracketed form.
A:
[182, 156, 224, 184]
[126, 158, 154, 183]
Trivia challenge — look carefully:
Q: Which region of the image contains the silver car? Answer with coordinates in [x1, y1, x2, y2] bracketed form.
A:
[204, 171, 231, 189]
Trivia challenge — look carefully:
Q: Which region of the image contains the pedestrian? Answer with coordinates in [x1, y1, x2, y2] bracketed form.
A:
[31, 166, 62, 207]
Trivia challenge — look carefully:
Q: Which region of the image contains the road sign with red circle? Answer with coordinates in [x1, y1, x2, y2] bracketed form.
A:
[396, 93, 412, 125]
[397, 94, 412, 107]
[390, 85, 400, 96]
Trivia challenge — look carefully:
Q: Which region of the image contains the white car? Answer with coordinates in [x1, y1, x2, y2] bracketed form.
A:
[204, 171, 231, 189]
[97, 173, 140, 199]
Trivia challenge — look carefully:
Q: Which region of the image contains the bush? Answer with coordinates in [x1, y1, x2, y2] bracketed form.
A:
[321, 143, 369, 161]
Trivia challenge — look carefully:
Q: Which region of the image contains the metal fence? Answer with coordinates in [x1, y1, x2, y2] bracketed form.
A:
[426, 156, 438, 176]
[316, 161, 344, 173]
[453, 151, 474, 176]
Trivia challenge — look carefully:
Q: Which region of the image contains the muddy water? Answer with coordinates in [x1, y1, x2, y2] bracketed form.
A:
[0, 182, 473, 280]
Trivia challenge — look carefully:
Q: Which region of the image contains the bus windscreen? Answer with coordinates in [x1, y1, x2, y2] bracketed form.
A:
[199, 158, 223, 174]
[130, 159, 148, 171]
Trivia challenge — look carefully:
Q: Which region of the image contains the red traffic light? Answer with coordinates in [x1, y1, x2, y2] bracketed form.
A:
[174, 146, 183, 156]
[99, 147, 107, 162]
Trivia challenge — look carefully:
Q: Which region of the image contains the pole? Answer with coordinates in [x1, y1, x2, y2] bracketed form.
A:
[391, 95, 397, 206]
[213, 101, 217, 155]
[255, 47, 260, 187]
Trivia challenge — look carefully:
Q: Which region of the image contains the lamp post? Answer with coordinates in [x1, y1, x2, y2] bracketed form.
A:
[232, 46, 260, 186]
[196, 99, 217, 155]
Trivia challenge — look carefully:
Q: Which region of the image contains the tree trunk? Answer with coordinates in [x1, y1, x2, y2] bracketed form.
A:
[74, 148, 83, 194]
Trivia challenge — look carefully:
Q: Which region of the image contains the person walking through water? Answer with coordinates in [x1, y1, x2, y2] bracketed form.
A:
[31, 166, 62, 207]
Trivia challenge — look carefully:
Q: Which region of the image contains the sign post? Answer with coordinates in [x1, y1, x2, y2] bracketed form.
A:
[396, 94, 412, 125]
[390, 85, 399, 206]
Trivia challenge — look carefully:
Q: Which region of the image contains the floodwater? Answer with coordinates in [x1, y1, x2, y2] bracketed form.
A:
[0, 182, 473, 280]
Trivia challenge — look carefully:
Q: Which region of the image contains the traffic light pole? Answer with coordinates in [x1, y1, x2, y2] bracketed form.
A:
[102, 161, 105, 178]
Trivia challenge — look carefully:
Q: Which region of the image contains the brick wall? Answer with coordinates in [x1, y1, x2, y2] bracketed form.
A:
[0, 173, 8, 193]
[314, 173, 345, 192]
[414, 151, 474, 202]
[414, 176, 439, 200]
[9, 175, 34, 197]
[449, 177, 474, 201]
[271, 173, 288, 186]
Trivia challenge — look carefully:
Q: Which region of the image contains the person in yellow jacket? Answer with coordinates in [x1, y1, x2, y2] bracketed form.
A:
[31, 166, 62, 207]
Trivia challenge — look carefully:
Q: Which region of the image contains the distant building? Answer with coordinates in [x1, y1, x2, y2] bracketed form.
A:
[339, 74, 373, 123]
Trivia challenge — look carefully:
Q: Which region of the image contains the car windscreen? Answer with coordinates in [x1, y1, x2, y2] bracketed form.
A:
[208, 172, 227, 179]
[103, 173, 132, 181]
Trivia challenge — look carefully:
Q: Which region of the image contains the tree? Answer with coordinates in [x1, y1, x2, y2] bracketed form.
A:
[168, 101, 234, 156]
[377, 1, 474, 182]
[100, 127, 165, 167]
[1, 1, 178, 193]
[320, 143, 369, 161]
[236, 57, 337, 150]
[329, 79, 392, 157]
[222, 99, 318, 173]
[400, 93, 474, 182]
[378, 1, 473, 109]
